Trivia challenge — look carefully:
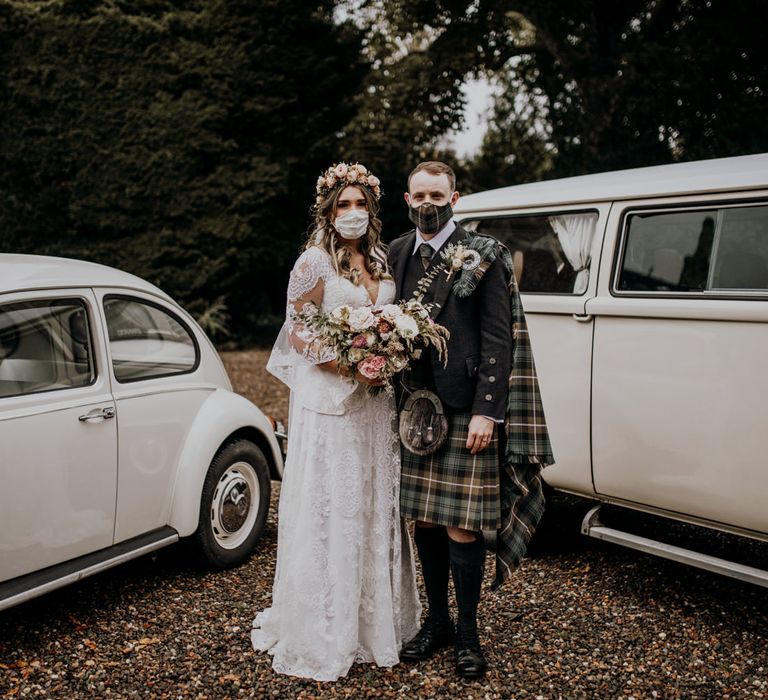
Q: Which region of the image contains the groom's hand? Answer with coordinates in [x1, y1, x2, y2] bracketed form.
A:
[354, 368, 385, 387]
[466, 415, 495, 454]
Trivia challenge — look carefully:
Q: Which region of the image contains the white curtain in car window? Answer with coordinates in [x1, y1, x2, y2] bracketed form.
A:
[548, 214, 598, 294]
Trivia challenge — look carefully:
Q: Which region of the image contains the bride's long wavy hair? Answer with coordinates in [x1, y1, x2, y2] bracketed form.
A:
[304, 184, 391, 285]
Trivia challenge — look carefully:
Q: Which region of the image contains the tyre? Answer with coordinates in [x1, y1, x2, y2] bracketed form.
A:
[193, 439, 271, 568]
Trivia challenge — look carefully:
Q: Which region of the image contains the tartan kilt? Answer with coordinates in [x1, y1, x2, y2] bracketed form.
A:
[400, 411, 501, 531]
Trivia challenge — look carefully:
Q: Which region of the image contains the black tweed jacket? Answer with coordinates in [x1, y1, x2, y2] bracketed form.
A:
[388, 224, 512, 420]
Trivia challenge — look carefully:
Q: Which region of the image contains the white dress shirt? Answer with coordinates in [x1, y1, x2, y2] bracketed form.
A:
[411, 219, 457, 256]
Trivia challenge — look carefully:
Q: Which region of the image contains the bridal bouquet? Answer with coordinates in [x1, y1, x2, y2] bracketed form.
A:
[296, 299, 449, 392]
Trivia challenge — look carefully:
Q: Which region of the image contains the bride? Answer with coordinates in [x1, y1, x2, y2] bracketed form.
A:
[251, 162, 421, 681]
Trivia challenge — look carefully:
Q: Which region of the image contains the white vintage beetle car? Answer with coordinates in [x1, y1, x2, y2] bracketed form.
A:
[0, 254, 284, 611]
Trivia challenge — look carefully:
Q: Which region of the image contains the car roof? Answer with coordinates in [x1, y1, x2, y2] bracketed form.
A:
[454, 152, 768, 214]
[0, 254, 171, 299]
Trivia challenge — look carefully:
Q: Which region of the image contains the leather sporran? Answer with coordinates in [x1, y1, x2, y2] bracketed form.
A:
[398, 389, 449, 455]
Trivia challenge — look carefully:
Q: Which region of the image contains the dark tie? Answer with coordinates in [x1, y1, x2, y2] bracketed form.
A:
[419, 243, 433, 270]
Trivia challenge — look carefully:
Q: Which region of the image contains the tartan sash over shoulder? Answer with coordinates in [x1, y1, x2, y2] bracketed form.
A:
[491, 240, 555, 589]
[500, 241, 554, 465]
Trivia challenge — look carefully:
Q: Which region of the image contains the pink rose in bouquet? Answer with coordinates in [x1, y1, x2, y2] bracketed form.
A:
[295, 298, 449, 394]
[357, 355, 387, 380]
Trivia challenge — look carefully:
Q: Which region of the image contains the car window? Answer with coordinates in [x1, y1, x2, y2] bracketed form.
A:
[710, 205, 768, 291]
[0, 299, 95, 399]
[617, 203, 768, 293]
[462, 212, 598, 294]
[103, 296, 198, 382]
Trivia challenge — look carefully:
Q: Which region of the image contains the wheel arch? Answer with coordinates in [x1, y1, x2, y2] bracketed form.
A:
[222, 425, 283, 482]
[167, 390, 283, 537]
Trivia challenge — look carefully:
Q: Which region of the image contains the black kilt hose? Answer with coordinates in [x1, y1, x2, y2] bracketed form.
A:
[400, 412, 501, 531]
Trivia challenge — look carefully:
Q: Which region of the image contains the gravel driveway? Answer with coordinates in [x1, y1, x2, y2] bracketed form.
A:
[1, 350, 766, 699]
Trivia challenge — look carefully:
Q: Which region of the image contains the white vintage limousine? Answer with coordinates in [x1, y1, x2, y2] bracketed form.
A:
[455, 152, 768, 586]
[0, 256, 285, 611]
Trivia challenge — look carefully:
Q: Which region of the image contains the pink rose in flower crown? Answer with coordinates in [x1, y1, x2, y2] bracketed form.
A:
[367, 175, 380, 188]
[357, 355, 387, 380]
[334, 163, 348, 178]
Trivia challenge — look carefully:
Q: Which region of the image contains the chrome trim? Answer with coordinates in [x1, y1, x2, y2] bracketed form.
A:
[611, 199, 768, 299]
[0, 533, 179, 612]
[546, 488, 768, 544]
[274, 421, 288, 455]
[78, 406, 115, 422]
[581, 506, 768, 588]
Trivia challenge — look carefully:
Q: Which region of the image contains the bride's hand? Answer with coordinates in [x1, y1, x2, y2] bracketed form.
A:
[354, 368, 385, 387]
[321, 359, 383, 386]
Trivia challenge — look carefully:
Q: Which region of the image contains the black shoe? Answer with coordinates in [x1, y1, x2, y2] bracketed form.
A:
[454, 628, 487, 679]
[400, 616, 455, 662]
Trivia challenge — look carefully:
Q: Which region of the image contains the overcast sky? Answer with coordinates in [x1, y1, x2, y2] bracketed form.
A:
[441, 79, 497, 158]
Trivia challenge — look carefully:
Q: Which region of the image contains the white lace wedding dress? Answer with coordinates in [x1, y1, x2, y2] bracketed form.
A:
[251, 246, 421, 681]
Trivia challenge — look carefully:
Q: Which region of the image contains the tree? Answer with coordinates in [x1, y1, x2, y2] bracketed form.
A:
[357, 0, 768, 181]
[0, 0, 367, 336]
[336, 20, 471, 238]
[464, 70, 555, 192]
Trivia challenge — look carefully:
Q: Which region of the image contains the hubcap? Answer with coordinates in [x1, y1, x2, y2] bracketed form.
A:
[211, 462, 260, 550]
[220, 477, 250, 533]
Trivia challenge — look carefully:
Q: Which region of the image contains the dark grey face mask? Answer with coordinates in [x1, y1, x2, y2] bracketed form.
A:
[408, 201, 454, 236]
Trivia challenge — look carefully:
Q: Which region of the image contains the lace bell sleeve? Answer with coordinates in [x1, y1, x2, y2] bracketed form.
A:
[284, 252, 337, 364]
[266, 247, 336, 388]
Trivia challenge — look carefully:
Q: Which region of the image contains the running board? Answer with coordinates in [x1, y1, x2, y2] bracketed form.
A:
[581, 505, 768, 588]
[0, 527, 179, 612]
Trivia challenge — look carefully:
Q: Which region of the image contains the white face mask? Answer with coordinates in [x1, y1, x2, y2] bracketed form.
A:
[334, 209, 369, 239]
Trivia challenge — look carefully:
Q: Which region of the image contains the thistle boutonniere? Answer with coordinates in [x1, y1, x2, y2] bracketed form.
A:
[440, 242, 482, 282]
[412, 234, 501, 302]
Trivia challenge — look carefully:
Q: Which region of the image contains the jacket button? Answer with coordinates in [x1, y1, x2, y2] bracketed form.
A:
[489, 376, 496, 383]
[485, 393, 493, 401]
[489, 357, 496, 365]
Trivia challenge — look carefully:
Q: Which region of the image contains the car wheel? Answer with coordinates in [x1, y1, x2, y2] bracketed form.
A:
[193, 439, 271, 568]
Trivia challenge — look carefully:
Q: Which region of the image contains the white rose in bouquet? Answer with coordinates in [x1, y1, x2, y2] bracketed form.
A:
[391, 354, 409, 371]
[394, 314, 419, 339]
[405, 299, 430, 320]
[379, 304, 403, 322]
[348, 306, 375, 331]
[331, 305, 353, 323]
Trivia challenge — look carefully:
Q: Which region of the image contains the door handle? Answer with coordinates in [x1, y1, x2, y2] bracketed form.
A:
[572, 313, 593, 323]
[78, 407, 116, 422]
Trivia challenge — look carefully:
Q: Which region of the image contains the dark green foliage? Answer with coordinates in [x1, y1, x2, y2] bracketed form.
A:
[362, 0, 768, 184]
[1, 0, 766, 344]
[0, 0, 366, 336]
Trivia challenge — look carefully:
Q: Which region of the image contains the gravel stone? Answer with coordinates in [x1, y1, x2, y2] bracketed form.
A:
[1, 349, 766, 699]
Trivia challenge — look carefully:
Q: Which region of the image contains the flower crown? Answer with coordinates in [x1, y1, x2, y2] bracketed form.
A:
[315, 162, 382, 204]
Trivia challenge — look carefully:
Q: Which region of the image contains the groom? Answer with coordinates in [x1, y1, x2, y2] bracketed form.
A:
[389, 161, 513, 678]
